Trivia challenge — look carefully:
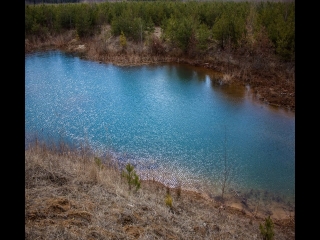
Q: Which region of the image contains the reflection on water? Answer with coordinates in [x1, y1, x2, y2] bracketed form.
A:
[25, 51, 295, 216]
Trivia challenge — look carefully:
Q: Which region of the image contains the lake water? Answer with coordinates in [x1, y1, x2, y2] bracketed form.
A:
[25, 51, 295, 211]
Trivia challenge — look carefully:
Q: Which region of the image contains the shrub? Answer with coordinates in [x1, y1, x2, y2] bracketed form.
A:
[259, 216, 275, 240]
[165, 193, 173, 208]
[121, 163, 141, 192]
[94, 157, 103, 170]
[119, 31, 127, 48]
[175, 184, 182, 199]
[164, 16, 194, 53]
[150, 36, 165, 55]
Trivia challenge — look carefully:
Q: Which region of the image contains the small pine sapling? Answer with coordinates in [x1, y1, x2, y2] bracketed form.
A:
[122, 163, 141, 192]
[94, 157, 103, 171]
[259, 216, 275, 240]
[165, 192, 173, 208]
[120, 31, 127, 48]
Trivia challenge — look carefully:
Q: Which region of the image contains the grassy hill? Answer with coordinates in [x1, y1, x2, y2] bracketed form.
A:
[25, 140, 295, 239]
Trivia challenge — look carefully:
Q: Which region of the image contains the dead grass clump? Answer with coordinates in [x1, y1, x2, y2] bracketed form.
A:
[46, 197, 71, 213]
[67, 210, 92, 223]
[149, 36, 166, 55]
[123, 225, 144, 239]
[219, 73, 234, 85]
[51, 34, 67, 48]
[87, 163, 100, 184]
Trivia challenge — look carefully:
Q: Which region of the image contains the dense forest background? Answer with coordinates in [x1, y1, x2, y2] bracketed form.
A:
[25, 0, 295, 3]
[25, 0, 295, 62]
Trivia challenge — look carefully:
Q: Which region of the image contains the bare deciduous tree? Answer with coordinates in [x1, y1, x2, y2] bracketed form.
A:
[220, 125, 234, 201]
[221, 126, 231, 199]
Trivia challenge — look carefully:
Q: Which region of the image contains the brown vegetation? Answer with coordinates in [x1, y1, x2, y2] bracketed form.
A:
[25, 25, 295, 112]
[25, 141, 295, 239]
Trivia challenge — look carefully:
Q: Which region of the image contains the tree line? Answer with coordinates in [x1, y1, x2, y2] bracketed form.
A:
[25, 1, 295, 61]
[26, 0, 80, 4]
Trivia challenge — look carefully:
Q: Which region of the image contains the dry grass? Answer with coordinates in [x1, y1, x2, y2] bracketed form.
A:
[25, 141, 294, 239]
[219, 73, 234, 85]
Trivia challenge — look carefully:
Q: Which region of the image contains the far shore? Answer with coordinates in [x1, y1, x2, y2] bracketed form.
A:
[25, 26, 295, 112]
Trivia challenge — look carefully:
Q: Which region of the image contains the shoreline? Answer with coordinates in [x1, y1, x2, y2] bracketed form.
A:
[134, 165, 295, 221]
[117, 151, 295, 221]
[141, 178, 294, 221]
[27, 46, 295, 113]
[25, 136, 294, 222]
[25, 27, 295, 112]
[26, 141, 295, 239]
[25, 137, 294, 223]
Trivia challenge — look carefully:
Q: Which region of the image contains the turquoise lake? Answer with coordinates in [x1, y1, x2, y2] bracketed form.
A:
[25, 50, 295, 206]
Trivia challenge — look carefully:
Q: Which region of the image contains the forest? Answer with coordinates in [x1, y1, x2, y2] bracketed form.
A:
[25, 0, 295, 61]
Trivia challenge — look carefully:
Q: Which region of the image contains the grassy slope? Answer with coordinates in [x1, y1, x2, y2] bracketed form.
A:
[25, 142, 295, 239]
